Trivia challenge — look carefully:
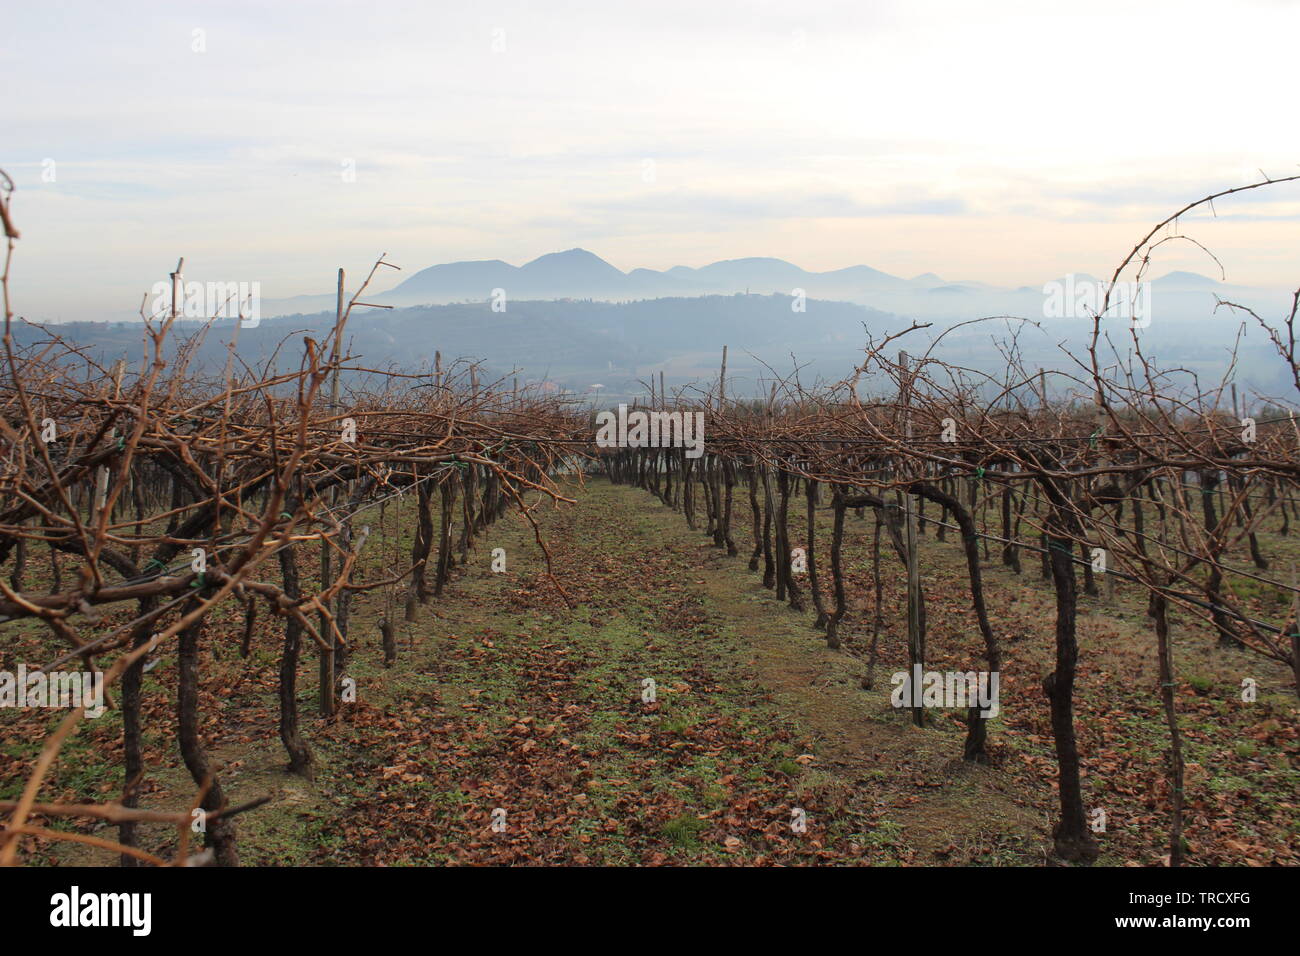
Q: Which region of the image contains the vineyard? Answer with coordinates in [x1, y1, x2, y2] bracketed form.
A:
[1, 177, 1298, 868]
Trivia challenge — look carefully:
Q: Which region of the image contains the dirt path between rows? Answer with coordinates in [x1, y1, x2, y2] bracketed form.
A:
[501, 479, 1049, 863]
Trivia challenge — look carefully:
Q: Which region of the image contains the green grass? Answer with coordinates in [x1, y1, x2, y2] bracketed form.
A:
[661, 812, 709, 847]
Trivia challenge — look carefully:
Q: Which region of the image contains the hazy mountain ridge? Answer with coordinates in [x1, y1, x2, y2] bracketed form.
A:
[262, 248, 981, 316]
[259, 249, 1292, 338]
[23, 251, 1298, 405]
[21, 283, 1298, 404]
[19, 294, 896, 404]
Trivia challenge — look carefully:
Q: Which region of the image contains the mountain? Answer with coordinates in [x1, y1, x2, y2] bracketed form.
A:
[1151, 270, 1221, 289]
[30, 271, 1300, 402]
[352, 250, 1235, 317]
[263, 249, 936, 315]
[384, 258, 516, 301]
[687, 256, 811, 288]
[379, 249, 642, 304]
[820, 264, 914, 290]
[517, 248, 628, 294]
[245, 257, 1294, 396]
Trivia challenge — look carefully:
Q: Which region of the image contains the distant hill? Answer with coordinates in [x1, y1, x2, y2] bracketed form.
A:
[17, 294, 905, 405]
[1152, 270, 1223, 289]
[26, 254, 1297, 400]
[263, 248, 950, 315]
[259, 250, 1255, 336]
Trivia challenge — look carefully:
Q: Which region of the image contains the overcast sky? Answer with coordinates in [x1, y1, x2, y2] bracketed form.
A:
[4, 0, 1299, 320]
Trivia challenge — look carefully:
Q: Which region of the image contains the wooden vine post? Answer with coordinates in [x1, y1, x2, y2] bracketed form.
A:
[320, 267, 345, 717]
[900, 351, 923, 727]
